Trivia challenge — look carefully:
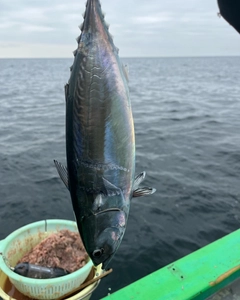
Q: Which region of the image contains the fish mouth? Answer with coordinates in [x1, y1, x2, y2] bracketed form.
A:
[101, 230, 123, 270]
[94, 208, 121, 216]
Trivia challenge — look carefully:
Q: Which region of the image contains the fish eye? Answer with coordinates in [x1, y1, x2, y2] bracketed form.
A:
[92, 248, 104, 258]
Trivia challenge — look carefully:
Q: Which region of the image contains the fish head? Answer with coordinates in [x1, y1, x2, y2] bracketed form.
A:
[82, 209, 127, 269]
[14, 263, 29, 276]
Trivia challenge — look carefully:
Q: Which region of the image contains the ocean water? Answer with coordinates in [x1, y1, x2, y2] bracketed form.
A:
[0, 57, 240, 299]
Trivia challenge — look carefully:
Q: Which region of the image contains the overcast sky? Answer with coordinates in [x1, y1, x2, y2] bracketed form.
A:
[0, 0, 239, 58]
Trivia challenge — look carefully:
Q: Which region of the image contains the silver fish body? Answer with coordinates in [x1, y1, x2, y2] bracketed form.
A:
[55, 0, 155, 269]
[67, 0, 134, 268]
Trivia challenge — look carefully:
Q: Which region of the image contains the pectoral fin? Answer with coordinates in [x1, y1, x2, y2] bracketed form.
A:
[102, 177, 122, 196]
[92, 179, 124, 213]
[133, 171, 146, 190]
[133, 171, 156, 198]
[133, 187, 156, 198]
[54, 160, 69, 190]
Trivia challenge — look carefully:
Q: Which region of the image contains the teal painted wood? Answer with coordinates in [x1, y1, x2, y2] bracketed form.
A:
[102, 229, 240, 300]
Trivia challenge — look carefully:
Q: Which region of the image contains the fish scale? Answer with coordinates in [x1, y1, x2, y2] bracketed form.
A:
[55, 0, 156, 269]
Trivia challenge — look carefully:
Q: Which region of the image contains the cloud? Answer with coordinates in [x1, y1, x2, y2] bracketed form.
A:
[21, 25, 54, 33]
[132, 14, 173, 25]
[0, 0, 239, 58]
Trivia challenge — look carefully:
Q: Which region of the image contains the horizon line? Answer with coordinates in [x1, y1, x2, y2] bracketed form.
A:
[0, 55, 239, 59]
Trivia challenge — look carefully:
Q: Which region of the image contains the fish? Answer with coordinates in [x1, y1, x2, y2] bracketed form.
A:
[13, 263, 69, 279]
[54, 0, 156, 269]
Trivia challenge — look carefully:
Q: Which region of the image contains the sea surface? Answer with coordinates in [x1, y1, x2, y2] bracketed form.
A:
[0, 57, 240, 299]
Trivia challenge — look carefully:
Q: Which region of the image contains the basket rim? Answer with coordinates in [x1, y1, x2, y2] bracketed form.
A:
[0, 265, 102, 300]
[0, 219, 93, 286]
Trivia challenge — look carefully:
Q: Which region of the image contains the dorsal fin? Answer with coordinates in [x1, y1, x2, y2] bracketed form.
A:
[73, 49, 77, 57]
[76, 35, 81, 43]
[54, 160, 69, 190]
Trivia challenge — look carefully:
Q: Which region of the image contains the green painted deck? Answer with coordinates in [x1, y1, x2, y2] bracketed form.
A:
[102, 229, 240, 300]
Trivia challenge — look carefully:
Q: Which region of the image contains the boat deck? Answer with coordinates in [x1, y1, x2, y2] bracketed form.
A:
[207, 278, 240, 300]
[103, 229, 240, 300]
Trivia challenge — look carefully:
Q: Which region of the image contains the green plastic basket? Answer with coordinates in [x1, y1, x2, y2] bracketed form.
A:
[0, 219, 93, 300]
